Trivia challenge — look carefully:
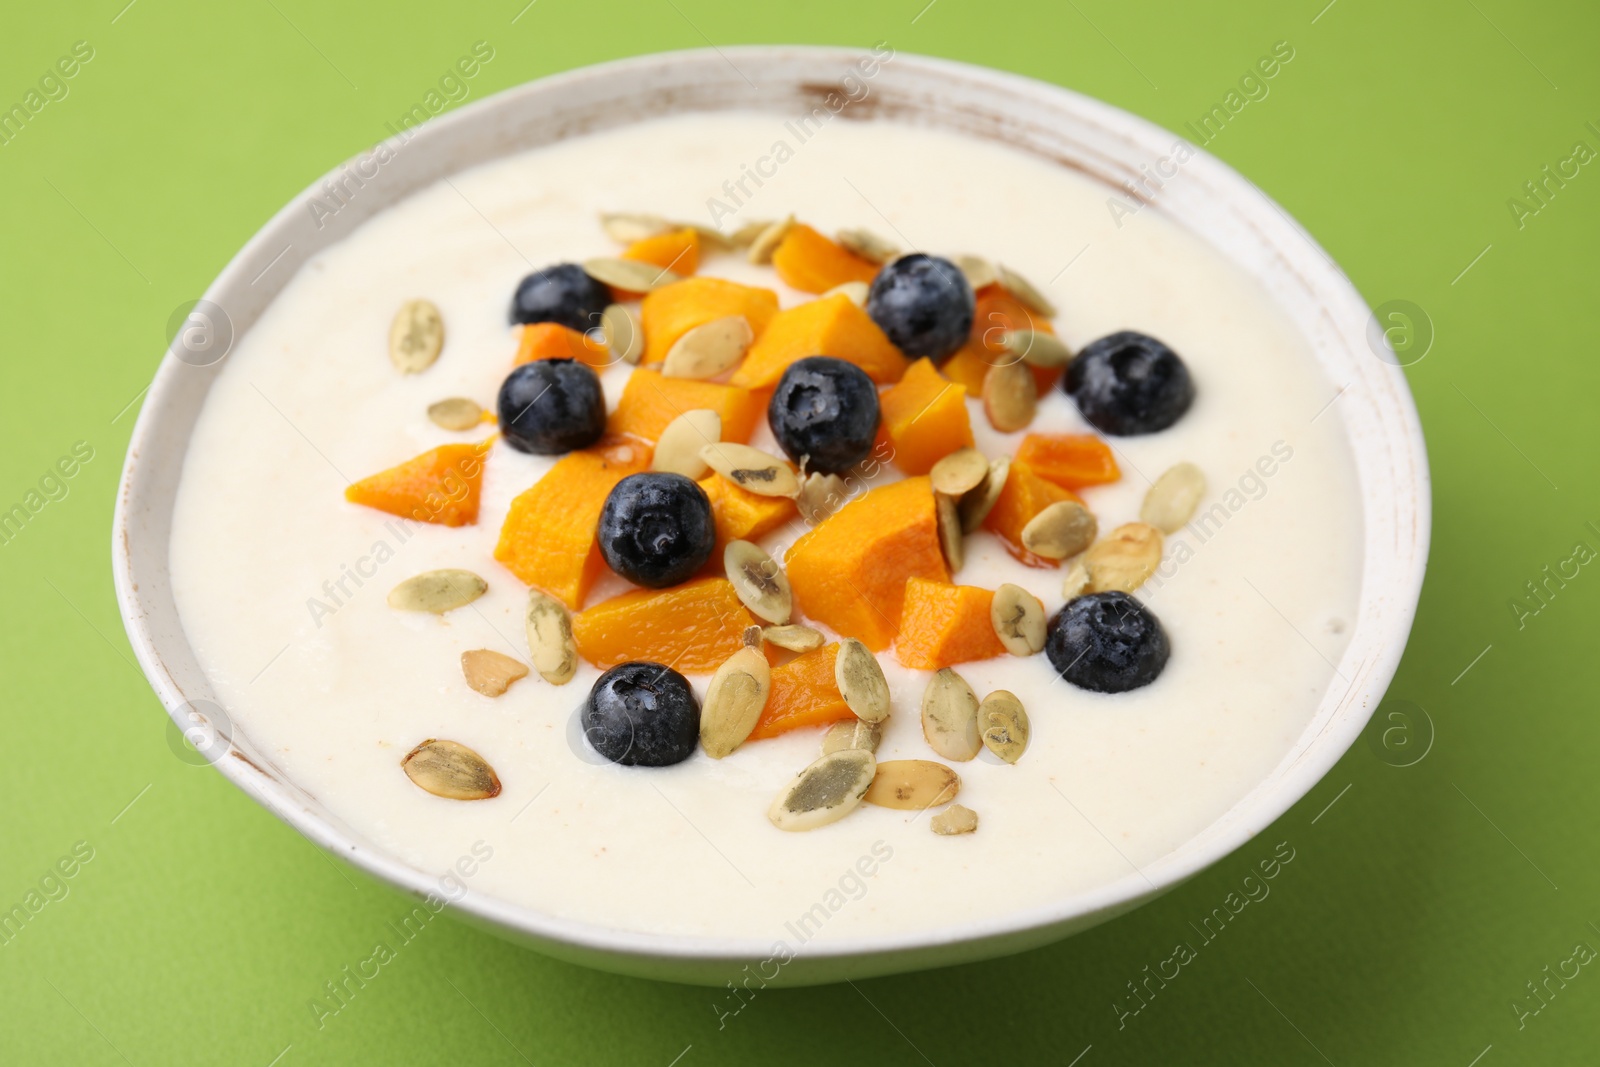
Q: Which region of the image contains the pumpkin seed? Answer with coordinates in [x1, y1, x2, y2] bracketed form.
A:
[930, 447, 989, 497]
[835, 638, 891, 724]
[796, 471, 850, 524]
[747, 214, 794, 265]
[1020, 500, 1098, 560]
[983, 359, 1037, 432]
[725, 540, 792, 624]
[997, 264, 1057, 317]
[730, 219, 775, 247]
[821, 718, 882, 755]
[662, 315, 753, 379]
[958, 455, 1010, 533]
[1002, 329, 1073, 369]
[991, 583, 1046, 656]
[742, 624, 763, 649]
[389, 299, 444, 374]
[1084, 522, 1164, 594]
[388, 569, 487, 613]
[762, 624, 825, 653]
[978, 690, 1030, 763]
[767, 749, 875, 831]
[701, 646, 771, 759]
[1141, 462, 1206, 533]
[599, 211, 673, 243]
[931, 804, 979, 835]
[935, 491, 964, 573]
[836, 227, 899, 264]
[525, 590, 577, 684]
[863, 759, 961, 810]
[401, 739, 501, 800]
[460, 649, 529, 697]
[954, 254, 998, 291]
[427, 397, 484, 431]
[581, 256, 682, 292]
[921, 668, 980, 761]
[674, 220, 734, 250]
[601, 303, 644, 365]
[1061, 558, 1091, 599]
[821, 280, 871, 306]
[653, 409, 722, 479]
[699, 443, 799, 497]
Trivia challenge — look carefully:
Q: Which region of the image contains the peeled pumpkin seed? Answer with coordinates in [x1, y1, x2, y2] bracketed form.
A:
[767, 749, 875, 831]
[836, 227, 899, 264]
[821, 718, 882, 755]
[389, 299, 444, 374]
[701, 646, 771, 759]
[653, 408, 722, 479]
[582, 256, 681, 292]
[835, 638, 890, 724]
[747, 214, 794, 265]
[427, 397, 483, 431]
[525, 590, 577, 685]
[662, 315, 753, 379]
[796, 471, 850, 524]
[599, 211, 673, 243]
[935, 491, 964, 572]
[1061, 558, 1091, 599]
[997, 264, 1057, 317]
[1003, 329, 1073, 369]
[1141, 462, 1206, 533]
[725, 540, 792, 624]
[1084, 522, 1164, 594]
[821, 280, 870, 306]
[461, 649, 529, 697]
[978, 690, 1030, 763]
[983, 359, 1038, 432]
[699, 443, 798, 497]
[991, 583, 1046, 656]
[730, 219, 775, 247]
[401, 739, 501, 800]
[1020, 500, 1097, 560]
[762, 623, 825, 653]
[601, 303, 644, 365]
[388, 569, 487, 613]
[863, 759, 961, 810]
[931, 804, 979, 835]
[958, 455, 1010, 533]
[930, 447, 989, 497]
[921, 668, 981, 761]
[954, 254, 998, 292]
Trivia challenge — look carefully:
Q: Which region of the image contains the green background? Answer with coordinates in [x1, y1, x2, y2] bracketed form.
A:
[2, 0, 1595, 1062]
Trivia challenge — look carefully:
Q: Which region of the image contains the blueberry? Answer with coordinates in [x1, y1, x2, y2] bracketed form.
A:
[497, 358, 606, 455]
[1065, 331, 1195, 436]
[509, 263, 610, 332]
[1045, 591, 1170, 693]
[580, 661, 701, 766]
[598, 472, 715, 587]
[865, 253, 975, 363]
[767, 356, 881, 475]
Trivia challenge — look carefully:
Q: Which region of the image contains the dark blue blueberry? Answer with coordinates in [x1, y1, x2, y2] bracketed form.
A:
[497, 358, 606, 455]
[865, 253, 974, 364]
[767, 356, 881, 475]
[509, 263, 611, 332]
[580, 662, 700, 767]
[1045, 591, 1170, 693]
[1065, 331, 1195, 436]
[598, 472, 715, 588]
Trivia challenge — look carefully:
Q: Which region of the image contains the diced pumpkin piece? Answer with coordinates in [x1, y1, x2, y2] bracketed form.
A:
[607, 369, 764, 445]
[749, 643, 854, 740]
[982, 461, 1081, 568]
[623, 227, 700, 275]
[345, 441, 490, 527]
[514, 322, 611, 369]
[771, 224, 880, 294]
[493, 436, 652, 608]
[572, 577, 760, 673]
[730, 294, 907, 389]
[699, 473, 798, 555]
[941, 341, 991, 395]
[1014, 433, 1121, 490]
[972, 285, 1062, 392]
[786, 476, 949, 650]
[895, 578, 1006, 669]
[640, 277, 779, 364]
[878, 357, 975, 476]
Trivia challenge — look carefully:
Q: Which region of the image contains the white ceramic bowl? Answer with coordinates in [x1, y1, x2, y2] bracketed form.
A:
[113, 46, 1428, 985]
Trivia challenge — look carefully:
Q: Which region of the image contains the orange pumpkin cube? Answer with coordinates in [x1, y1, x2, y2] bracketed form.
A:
[730, 294, 907, 389]
[895, 578, 1006, 669]
[749, 644, 854, 740]
[699, 473, 798, 556]
[572, 577, 761, 674]
[878, 357, 975, 476]
[982, 461, 1082, 567]
[607, 369, 764, 445]
[623, 227, 701, 276]
[514, 322, 611, 369]
[940, 341, 991, 396]
[786, 476, 949, 650]
[771, 224, 880, 294]
[1014, 433, 1121, 490]
[345, 441, 491, 527]
[640, 277, 779, 364]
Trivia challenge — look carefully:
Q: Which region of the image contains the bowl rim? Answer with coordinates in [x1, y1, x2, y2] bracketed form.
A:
[113, 44, 1430, 974]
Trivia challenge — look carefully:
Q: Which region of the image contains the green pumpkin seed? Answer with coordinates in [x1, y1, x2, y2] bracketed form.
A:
[401, 739, 501, 800]
[700, 647, 770, 759]
[821, 718, 882, 755]
[525, 590, 576, 684]
[747, 214, 794, 265]
[997, 264, 1057, 317]
[978, 690, 1029, 764]
[601, 303, 644, 365]
[725, 540, 792, 624]
[699, 443, 798, 497]
[427, 397, 484, 431]
[581, 257, 681, 292]
[389, 299, 444, 374]
[767, 749, 875, 831]
[762, 624, 825, 653]
[387, 569, 487, 613]
[921, 668, 980, 761]
[990, 583, 1046, 656]
[835, 638, 890, 724]
[662, 315, 753, 380]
